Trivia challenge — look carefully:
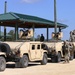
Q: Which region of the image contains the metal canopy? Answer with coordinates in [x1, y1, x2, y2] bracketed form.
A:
[0, 12, 68, 28]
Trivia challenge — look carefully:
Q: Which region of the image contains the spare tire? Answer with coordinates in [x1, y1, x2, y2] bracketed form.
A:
[0, 43, 11, 56]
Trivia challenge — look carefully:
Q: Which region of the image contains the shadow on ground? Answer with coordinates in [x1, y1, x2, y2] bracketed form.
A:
[6, 63, 40, 68]
[6, 64, 15, 68]
[48, 59, 64, 63]
[6, 59, 65, 68]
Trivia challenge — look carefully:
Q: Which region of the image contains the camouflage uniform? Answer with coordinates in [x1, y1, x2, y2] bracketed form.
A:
[62, 41, 70, 63]
[70, 43, 75, 59]
[72, 43, 75, 53]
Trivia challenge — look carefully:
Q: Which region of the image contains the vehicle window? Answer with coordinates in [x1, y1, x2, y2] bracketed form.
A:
[41, 44, 48, 50]
[37, 45, 40, 49]
[32, 45, 35, 50]
[41, 44, 45, 49]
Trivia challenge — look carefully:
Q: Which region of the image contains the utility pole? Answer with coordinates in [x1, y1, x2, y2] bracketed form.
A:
[4, 1, 7, 41]
[54, 0, 57, 38]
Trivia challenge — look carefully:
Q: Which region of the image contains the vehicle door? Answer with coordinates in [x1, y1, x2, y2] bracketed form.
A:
[35, 44, 42, 59]
[30, 44, 36, 60]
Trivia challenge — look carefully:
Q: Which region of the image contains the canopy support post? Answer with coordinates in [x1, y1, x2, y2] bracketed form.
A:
[0, 26, 1, 39]
[59, 27, 61, 32]
[32, 24, 35, 41]
[15, 24, 18, 41]
[47, 26, 49, 41]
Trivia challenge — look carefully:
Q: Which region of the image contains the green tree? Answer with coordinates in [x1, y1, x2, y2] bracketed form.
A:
[8, 30, 15, 41]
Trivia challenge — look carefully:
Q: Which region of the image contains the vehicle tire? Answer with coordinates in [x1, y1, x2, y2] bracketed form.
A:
[51, 52, 61, 63]
[0, 43, 11, 56]
[20, 55, 29, 68]
[51, 55, 57, 63]
[0, 57, 6, 71]
[41, 53, 47, 65]
[56, 52, 61, 62]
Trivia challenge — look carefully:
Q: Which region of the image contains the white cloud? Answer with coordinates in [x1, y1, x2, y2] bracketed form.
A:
[22, 0, 41, 3]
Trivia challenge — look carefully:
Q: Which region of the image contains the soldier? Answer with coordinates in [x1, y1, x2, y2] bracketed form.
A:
[62, 41, 70, 63]
[40, 34, 45, 42]
[70, 30, 75, 42]
[69, 43, 75, 60]
[70, 31, 73, 42]
[72, 43, 75, 53]
[72, 43, 75, 58]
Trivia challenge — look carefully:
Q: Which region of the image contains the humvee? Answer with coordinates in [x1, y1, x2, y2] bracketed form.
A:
[44, 40, 74, 62]
[44, 40, 63, 62]
[0, 41, 48, 68]
[0, 52, 6, 71]
[43, 31, 75, 63]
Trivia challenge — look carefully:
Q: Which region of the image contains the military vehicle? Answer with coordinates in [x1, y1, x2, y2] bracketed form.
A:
[0, 29, 48, 71]
[44, 32, 74, 62]
[44, 40, 63, 62]
[0, 52, 6, 71]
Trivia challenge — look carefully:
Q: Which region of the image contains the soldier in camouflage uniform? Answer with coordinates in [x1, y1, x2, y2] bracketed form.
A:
[69, 43, 75, 60]
[62, 41, 70, 63]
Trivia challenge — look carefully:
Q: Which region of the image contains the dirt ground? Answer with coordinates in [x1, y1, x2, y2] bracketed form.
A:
[0, 59, 75, 75]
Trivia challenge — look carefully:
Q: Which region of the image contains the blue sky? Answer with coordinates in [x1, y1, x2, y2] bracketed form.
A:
[0, 0, 75, 40]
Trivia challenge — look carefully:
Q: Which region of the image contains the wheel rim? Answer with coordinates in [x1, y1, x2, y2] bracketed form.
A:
[58, 53, 61, 62]
[23, 57, 28, 67]
[58, 56, 61, 62]
[44, 55, 47, 64]
[0, 60, 5, 70]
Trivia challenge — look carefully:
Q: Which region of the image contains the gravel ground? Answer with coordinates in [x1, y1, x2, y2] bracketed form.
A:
[0, 59, 75, 75]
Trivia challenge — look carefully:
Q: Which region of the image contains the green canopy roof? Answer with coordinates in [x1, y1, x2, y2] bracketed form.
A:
[0, 12, 68, 28]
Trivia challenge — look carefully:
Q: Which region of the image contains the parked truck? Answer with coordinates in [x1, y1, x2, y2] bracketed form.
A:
[42, 31, 75, 63]
[43, 40, 63, 62]
[0, 41, 48, 71]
